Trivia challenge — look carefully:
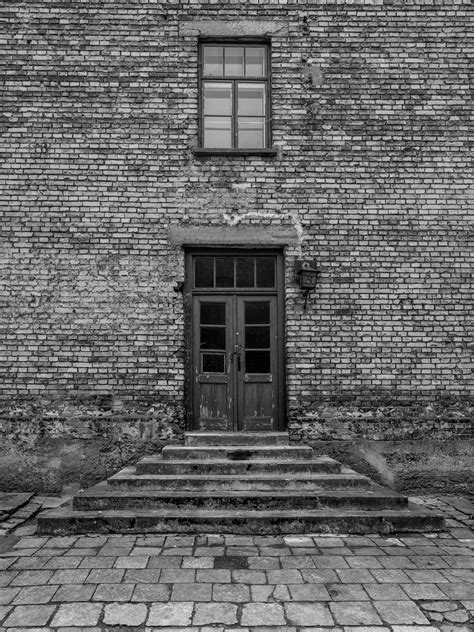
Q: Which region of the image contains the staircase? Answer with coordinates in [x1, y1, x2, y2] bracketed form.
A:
[37, 432, 444, 535]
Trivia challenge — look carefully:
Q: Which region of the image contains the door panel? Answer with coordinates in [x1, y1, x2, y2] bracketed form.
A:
[237, 296, 277, 431]
[193, 296, 233, 431]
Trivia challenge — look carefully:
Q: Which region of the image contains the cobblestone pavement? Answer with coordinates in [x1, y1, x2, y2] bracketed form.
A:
[0, 496, 472, 631]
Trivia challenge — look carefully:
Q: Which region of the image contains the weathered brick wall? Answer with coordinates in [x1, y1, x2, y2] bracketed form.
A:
[1, 0, 472, 491]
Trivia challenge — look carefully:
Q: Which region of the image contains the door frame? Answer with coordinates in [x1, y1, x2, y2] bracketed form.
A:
[183, 247, 286, 431]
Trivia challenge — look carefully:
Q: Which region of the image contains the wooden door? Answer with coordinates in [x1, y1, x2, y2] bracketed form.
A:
[188, 251, 284, 432]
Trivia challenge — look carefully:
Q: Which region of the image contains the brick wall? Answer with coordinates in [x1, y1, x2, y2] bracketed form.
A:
[1, 0, 471, 491]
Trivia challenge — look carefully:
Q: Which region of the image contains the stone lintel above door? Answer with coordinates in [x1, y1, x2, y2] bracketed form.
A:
[169, 225, 298, 247]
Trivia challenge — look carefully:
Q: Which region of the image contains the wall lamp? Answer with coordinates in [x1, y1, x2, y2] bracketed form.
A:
[295, 259, 319, 310]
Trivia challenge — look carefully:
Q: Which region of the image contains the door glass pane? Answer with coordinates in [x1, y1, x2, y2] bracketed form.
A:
[256, 258, 275, 287]
[238, 83, 266, 115]
[202, 353, 225, 373]
[215, 257, 234, 287]
[195, 258, 214, 287]
[238, 118, 265, 148]
[245, 47, 266, 77]
[246, 350, 270, 373]
[204, 116, 232, 148]
[245, 301, 270, 324]
[236, 257, 254, 287]
[203, 46, 224, 76]
[225, 47, 244, 76]
[200, 302, 225, 325]
[246, 326, 270, 349]
[200, 326, 226, 350]
[203, 82, 232, 115]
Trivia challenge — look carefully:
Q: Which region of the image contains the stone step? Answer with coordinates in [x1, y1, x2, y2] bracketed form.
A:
[185, 432, 289, 446]
[161, 445, 313, 461]
[73, 484, 408, 512]
[136, 456, 341, 476]
[36, 505, 445, 536]
[108, 468, 371, 491]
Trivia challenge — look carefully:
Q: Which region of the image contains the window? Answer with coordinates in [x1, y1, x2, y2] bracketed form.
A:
[199, 42, 271, 150]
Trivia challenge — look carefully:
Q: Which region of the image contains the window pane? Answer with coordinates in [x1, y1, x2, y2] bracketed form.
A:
[238, 83, 266, 116]
[238, 118, 265, 148]
[245, 46, 266, 76]
[195, 258, 214, 287]
[202, 353, 225, 373]
[256, 258, 275, 287]
[204, 116, 232, 148]
[215, 257, 234, 287]
[236, 257, 254, 287]
[203, 82, 232, 115]
[225, 46, 244, 76]
[246, 326, 270, 349]
[245, 302, 270, 324]
[246, 350, 270, 373]
[203, 46, 224, 76]
[200, 302, 225, 325]
[200, 326, 226, 350]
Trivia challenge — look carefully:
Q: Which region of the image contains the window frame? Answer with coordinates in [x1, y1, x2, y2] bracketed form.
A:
[197, 38, 274, 154]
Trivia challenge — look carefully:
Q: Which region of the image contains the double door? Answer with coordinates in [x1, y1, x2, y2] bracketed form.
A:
[192, 293, 281, 431]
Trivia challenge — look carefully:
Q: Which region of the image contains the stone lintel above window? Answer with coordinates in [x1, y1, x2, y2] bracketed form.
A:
[179, 20, 288, 38]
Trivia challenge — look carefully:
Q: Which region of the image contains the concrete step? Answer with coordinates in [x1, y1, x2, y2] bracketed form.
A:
[73, 484, 408, 512]
[136, 456, 341, 476]
[37, 505, 445, 536]
[161, 445, 314, 460]
[108, 468, 371, 491]
[185, 432, 289, 446]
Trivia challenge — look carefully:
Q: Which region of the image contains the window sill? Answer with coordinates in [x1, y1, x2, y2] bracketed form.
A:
[193, 147, 278, 157]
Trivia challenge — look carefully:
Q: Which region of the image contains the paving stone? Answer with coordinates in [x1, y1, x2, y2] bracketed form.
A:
[78, 556, 114, 569]
[301, 568, 338, 583]
[49, 569, 89, 584]
[51, 602, 102, 627]
[232, 570, 266, 584]
[267, 569, 303, 584]
[406, 569, 448, 583]
[183, 556, 214, 568]
[124, 568, 162, 583]
[196, 569, 231, 583]
[401, 583, 447, 600]
[421, 601, 458, 612]
[171, 582, 212, 601]
[327, 583, 369, 601]
[391, 627, 439, 632]
[4, 604, 56, 627]
[251, 585, 275, 602]
[115, 555, 149, 568]
[313, 556, 349, 569]
[443, 609, 470, 623]
[347, 556, 383, 569]
[160, 569, 195, 583]
[0, 606, 12, 623]
[372, 569, 411, 583]
[43, 556, 82, 569]
[13, 585, 57, 604]
[374, 600, 430, 624]
[52, 584, 95, 602]
[10, 570, 52, 586]
[148, 602, 193, 626]
[281, 556, 315, 569]
[438, 583, 474, 599]
[248, 556, 280, 570]
[241, 603, 286, 626]
[213, 584, 250, 602]
[86, 568, 124, 583]
[283, 536, 315, 547]
[330, 601, 382, 625]
[336, 569, 377, 583]
[273, 584, 291, 601]
[132, 584, 171, 602]
[364, 584, 409, 600]
[92, 583, 134, 601]
[148, 556, 183, 569]
[285, 602, 334, 626]
[193, 602, 238, 625]
[288, 584, 331, 601]
[0, 587, 19, 605]
[103, 602, 147, 626]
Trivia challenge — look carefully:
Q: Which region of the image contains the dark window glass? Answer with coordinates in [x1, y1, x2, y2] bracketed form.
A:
[225, 47, 244, 76]
[245, 326, 270, 349]
[202, 353, 225, 373]
[200, 302, 225, 325]
[195, 258, 214, 287]
[245, 301, 270, 324]
[215, 257, 234, 287]
[200, 327, 226, 350]
[236, 257, 254, 287]
[256, 258, 275, 287]
[245, 47, 266, 77]
[246, 350, 270, 373]
[203, 46, 224, 76]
